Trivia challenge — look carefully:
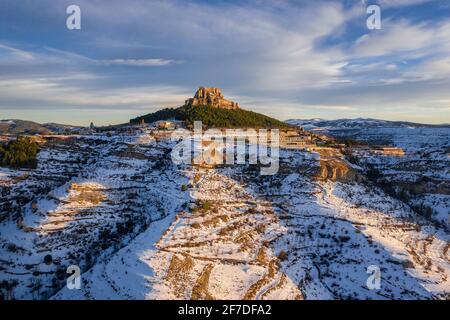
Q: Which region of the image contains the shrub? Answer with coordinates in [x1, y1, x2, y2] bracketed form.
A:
[255, 224, 265, 234]
[193, 174, 201, 183]
[99, 229, 110, 240]
[366, 168, 382, 180]
[181, 184, 188, 191]
[192, 200, 214, 213]
[0, 137, 39, 169]
[201, 200, 213, 211]
[277, 250, 288, 261]
[116, 222, 128, 235]
[6, 243, 17, 252]
[402, 260, 415, 269]
[43, 254, 53, 265]
[338, 236, 351, 243]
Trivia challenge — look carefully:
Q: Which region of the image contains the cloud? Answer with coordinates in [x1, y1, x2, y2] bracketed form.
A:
[0, 44, 177, 69]
[348, 18, 450, 88]
[65, 0, 357, 90]
[0, 75, 190, 111]
[377, 0, 433, 8]
[101, 58, 178, 67]
[0, 0, 449, 124]
[0, 44, 34, 60]
[352, 20, 434, 57]
[402, 57, 450, 82]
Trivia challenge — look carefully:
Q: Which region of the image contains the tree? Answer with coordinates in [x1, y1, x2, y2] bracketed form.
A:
[130, 104, 291, 129]
[0, 137, 39, 169]
[44, 254, 53, 265]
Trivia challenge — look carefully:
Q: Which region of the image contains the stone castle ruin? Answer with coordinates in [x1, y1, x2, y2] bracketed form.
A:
[185, 87, 240, 110]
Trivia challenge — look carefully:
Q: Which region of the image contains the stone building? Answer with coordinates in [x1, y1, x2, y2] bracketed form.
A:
[155, 121, 177, 130]
[185, 87, 240, 110]
[371, 146, 405, 156]
[279, 130, 313, 149]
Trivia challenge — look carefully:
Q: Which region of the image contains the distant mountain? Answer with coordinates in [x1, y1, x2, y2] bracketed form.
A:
[0, 119, 52, 135]
[131, 87, 291, 129]
[286, 118, 450, 130]
[0, 119, 80, 135]
[287, 117, 450, 151]
[42, 122, 80, 133]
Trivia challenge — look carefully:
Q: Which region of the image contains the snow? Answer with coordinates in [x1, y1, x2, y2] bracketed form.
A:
[0, 120, 15, 125]
[1, 126, 448, 300]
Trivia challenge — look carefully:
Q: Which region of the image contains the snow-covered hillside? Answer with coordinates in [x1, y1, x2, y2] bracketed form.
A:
[286, 118, 450, 131]
[1, 129, 449, 300]
[288, 119, 449, 229]
[0, 132, 189, 299]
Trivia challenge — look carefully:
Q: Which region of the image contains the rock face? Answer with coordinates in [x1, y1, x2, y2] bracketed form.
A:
[185, 87, 240, 110]
[314, 159, 363, 183]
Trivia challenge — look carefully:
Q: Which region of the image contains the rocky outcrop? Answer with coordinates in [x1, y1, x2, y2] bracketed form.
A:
[314, 159, 363, 182]
[397, 179, 450, 196]
[185, 87, 240, 110]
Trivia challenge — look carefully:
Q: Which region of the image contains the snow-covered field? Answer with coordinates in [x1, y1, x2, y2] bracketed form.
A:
[1, 128, 449, 300]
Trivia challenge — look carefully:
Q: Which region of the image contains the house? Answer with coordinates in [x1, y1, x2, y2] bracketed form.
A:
[155, 121, 178, 130]
[279, 130, 312, 149]
[371, 146, 405, 156]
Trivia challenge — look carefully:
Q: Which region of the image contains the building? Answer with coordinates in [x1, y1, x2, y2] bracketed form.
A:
[279, 130, 312, 149]
[155, 121, 177, 130]
[371, 146, 405, 156]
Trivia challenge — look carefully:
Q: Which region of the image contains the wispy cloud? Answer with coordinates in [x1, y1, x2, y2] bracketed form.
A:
[0, 44, 34, 60]
[101, 58, 178, 67]
[376, 0, 434, 8]
[0, 76, 190, 110]
[1, 44, 177, 68]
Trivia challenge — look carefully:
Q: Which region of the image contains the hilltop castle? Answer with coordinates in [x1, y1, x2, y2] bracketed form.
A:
[185, 87, 240, 110]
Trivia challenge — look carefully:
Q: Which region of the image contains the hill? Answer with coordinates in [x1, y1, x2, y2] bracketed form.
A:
[131, 105, 290, 129]
[0, 119, 81, 135]
[0, 120, 53, 135]
[130, 87, 291, 129]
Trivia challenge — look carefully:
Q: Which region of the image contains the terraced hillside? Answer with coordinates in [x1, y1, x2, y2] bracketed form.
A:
[287, 119, 450, 229]
[55, 141, 449, 300]
[0, 132, 188, 299]
[1, 129, 449, 300]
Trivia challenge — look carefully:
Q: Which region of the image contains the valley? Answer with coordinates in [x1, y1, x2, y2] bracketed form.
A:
[1, 124, 448, 300]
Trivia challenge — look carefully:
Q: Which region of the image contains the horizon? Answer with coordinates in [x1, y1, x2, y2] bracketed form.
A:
[1, 0, 450, 125]
[2, 114, 450, 128]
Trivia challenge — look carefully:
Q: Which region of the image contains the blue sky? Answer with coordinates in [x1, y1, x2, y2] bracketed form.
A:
[0, 0, 449, 125]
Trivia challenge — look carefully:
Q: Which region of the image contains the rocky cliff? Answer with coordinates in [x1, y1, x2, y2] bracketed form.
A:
[314, 158, 363, 183]
[185, 87, 240, 110]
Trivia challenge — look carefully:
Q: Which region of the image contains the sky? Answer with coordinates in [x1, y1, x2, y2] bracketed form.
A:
[0, 0, 450, 126]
